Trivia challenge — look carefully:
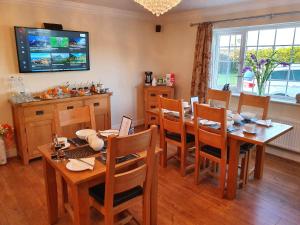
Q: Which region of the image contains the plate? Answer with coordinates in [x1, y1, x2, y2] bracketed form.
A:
[66, 161, 89, 172]
[76, 129, 97, 140]
[99, 129, 119, 138]
[243, 129, 256, 134]
[256, 120, 272, 127]
[199, 119, 218, 126]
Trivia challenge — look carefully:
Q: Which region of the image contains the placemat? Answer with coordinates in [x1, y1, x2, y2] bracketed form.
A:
[96, 153, 139, 165]
[65, 146, 98, 159]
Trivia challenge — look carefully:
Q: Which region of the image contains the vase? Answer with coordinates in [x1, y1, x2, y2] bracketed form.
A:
[257, 82, 267, 96]
[0, 137, 7, 165]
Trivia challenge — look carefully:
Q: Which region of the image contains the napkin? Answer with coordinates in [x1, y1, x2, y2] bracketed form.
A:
[255, 119, 272, 127]
[69, 157, 95, 170]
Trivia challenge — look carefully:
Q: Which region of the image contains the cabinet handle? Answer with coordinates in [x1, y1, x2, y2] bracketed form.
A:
[150, 105, 156, 109]
[150, 93, 156, 97]
[162, 94, 168, 97]
[67, 106, 74, 110]
[151, 117, 156, 120]
[35, 110, 44, 115]
[94, 102, 100, 107]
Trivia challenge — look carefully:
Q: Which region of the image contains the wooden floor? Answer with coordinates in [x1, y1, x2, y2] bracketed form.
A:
[1, 150, 300, 225]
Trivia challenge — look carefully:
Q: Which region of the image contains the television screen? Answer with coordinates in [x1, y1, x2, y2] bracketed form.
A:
[14, 27, 90, 73]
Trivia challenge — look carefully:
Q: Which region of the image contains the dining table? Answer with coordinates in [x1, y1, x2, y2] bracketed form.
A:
[39, 143, 161, 225]
[146, 108, 293, 199]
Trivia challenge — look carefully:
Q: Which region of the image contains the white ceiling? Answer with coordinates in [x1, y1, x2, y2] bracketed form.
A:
[67, 0, 251, 12]
[67, 0, 300, 14]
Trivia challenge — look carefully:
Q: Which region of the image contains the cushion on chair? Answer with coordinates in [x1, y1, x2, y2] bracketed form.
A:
[165, 132, 195, 143]
[202, 145, 221, 158]
[240, 143, 255, 151]
[89, 183, 143, 207]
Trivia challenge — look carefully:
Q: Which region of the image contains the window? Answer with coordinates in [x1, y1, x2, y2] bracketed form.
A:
[211, 23, 300, 102]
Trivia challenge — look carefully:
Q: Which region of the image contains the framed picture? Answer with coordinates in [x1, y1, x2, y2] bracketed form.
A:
[119, 116, 132, 137]
[190, 96, 199, 113]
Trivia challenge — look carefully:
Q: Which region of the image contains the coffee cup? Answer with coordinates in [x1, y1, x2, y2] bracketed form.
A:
[244, 124, 256, 133]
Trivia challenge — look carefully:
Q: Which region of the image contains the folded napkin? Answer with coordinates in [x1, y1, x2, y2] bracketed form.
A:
[255, 119, 272, 127]
[69, 157, 95, 170]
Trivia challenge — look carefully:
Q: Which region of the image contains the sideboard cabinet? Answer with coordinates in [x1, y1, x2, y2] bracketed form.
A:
[10, 94, 112, 165]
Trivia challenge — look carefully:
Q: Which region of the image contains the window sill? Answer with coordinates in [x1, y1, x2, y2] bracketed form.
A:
[231, 93, 300, 107]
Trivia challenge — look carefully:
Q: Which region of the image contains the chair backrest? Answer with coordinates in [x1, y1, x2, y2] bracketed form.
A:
[105, 125, 157, 209]
[158, 96, 184, 136]
[207, 88, 231, 109]
[193, 103, 227, 157]
[55, 105, 96, 136]
[237, 92, 270, 119]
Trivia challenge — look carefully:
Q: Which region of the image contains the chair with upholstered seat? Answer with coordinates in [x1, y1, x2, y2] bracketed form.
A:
[238, 92, 271, 187]
[194, 103, 227, 197]
[159, 96, 195, 176]
[207, 88, 231, 109]
[89, 125, 157, 225]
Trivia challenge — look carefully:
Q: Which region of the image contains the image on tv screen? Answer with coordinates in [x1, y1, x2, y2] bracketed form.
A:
[15, 27, 90, 73]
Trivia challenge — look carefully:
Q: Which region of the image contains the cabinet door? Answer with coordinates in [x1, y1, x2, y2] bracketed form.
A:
[85, 97, 110, 131]
[25, 120, 55, 158]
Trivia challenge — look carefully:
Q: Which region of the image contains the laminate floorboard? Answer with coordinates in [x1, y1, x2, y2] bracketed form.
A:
[0, 151, 300, 225]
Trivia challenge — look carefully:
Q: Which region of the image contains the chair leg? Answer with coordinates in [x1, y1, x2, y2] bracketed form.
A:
[143, 193, 151, 225]
[194, 151, 200, 184]
[177, 146, 181, 159]
[219, 160, 227, 198]
[239, 153, 247, 189]
[180, 144, 187, 177]
[160, 141, 167, 168]
[245, 151, 251, 184]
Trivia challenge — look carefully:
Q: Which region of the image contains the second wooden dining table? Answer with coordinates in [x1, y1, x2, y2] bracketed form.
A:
[147, 108, 293, 199]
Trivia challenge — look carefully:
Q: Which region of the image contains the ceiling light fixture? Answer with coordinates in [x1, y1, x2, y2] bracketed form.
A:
[134, 0, 182, 16]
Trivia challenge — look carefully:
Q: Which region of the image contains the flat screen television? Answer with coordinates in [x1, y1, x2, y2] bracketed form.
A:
[14, 26, 90, 73]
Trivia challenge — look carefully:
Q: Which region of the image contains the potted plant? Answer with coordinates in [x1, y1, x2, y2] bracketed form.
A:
[242, 52, 289, 96]
[0, 123, 13, 165]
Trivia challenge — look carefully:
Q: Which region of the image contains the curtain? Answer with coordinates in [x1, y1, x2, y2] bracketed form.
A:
[190, 22, 213, 103]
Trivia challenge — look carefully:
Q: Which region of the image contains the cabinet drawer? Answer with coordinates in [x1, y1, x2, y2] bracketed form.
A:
[56, 101, 83, 111]
[147, 91, 159, 102]
[159, 91, 171, 98]
[146, 102, 159, 110]
[85, 98, 108, 114]
[148, 115, 159, 125]
[24, 105, 54, 122]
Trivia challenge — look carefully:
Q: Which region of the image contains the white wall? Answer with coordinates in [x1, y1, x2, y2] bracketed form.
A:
[0, 0, 163, 131]
[158, 3, 300, 161]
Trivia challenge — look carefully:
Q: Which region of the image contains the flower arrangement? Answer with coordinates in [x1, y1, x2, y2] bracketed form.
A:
[0, 124, 13, 138]
[242, 51, 289, 96]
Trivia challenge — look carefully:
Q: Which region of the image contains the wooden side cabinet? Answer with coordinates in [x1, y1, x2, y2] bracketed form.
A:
[144, 86, 175, 127]
[10, 94, 112, 165]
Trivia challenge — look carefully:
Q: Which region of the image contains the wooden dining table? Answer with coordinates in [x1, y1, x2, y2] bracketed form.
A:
[39, 143, 161, 225]
[147, 108, 293, 199]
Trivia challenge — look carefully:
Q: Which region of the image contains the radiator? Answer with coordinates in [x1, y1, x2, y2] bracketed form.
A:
[269, 118, 300, 153]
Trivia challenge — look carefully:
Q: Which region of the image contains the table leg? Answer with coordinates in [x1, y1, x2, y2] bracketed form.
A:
[61, 176, 68, 213]
[254, 145, 265, 179]
[43, 158, 58, 225]
[150, 154, 159, 225]
[72, 183, 90, 225]
[227, 138, 240, 200]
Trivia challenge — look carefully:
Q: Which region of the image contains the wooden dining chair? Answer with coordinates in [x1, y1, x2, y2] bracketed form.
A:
[207, 88, 231, 109]
[89, 125, 157, 225]
[159, 96, 195, 176]
[55, 105, 96, 137]
[194, 103, 227, 197]
[238, 92, 271, 187]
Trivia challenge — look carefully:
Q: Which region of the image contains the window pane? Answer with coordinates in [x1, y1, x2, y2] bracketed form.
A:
[242, 71, 255, 93]
[258, 29, 275, 46]
[256, 47, 274, 59]
[295, 28, 300, 45]
[230, 34, 241, 47]
[219, 48, 230, 61]
[275, 28, 295, 45]
[293, 47, 300, 63]
[220, 35, 230, 47]
[217, 62, 238, 88]
[247, 30, 258, 46]
[267, 66, 288, 96]
[229, 47, 240, 61]
[287, 64, 300, 97]
[275, 46, 292, 63]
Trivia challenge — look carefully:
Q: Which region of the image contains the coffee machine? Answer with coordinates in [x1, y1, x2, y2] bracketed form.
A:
[144, 71, 153, 86]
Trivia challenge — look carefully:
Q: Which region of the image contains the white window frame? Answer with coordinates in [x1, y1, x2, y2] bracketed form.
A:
[211, 21, 300, 102]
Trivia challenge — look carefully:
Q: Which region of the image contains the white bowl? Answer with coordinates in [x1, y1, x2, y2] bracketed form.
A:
[232, 114, 243, 123]
[240, 112, 256, 120]
[76, 129, 97, 140]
